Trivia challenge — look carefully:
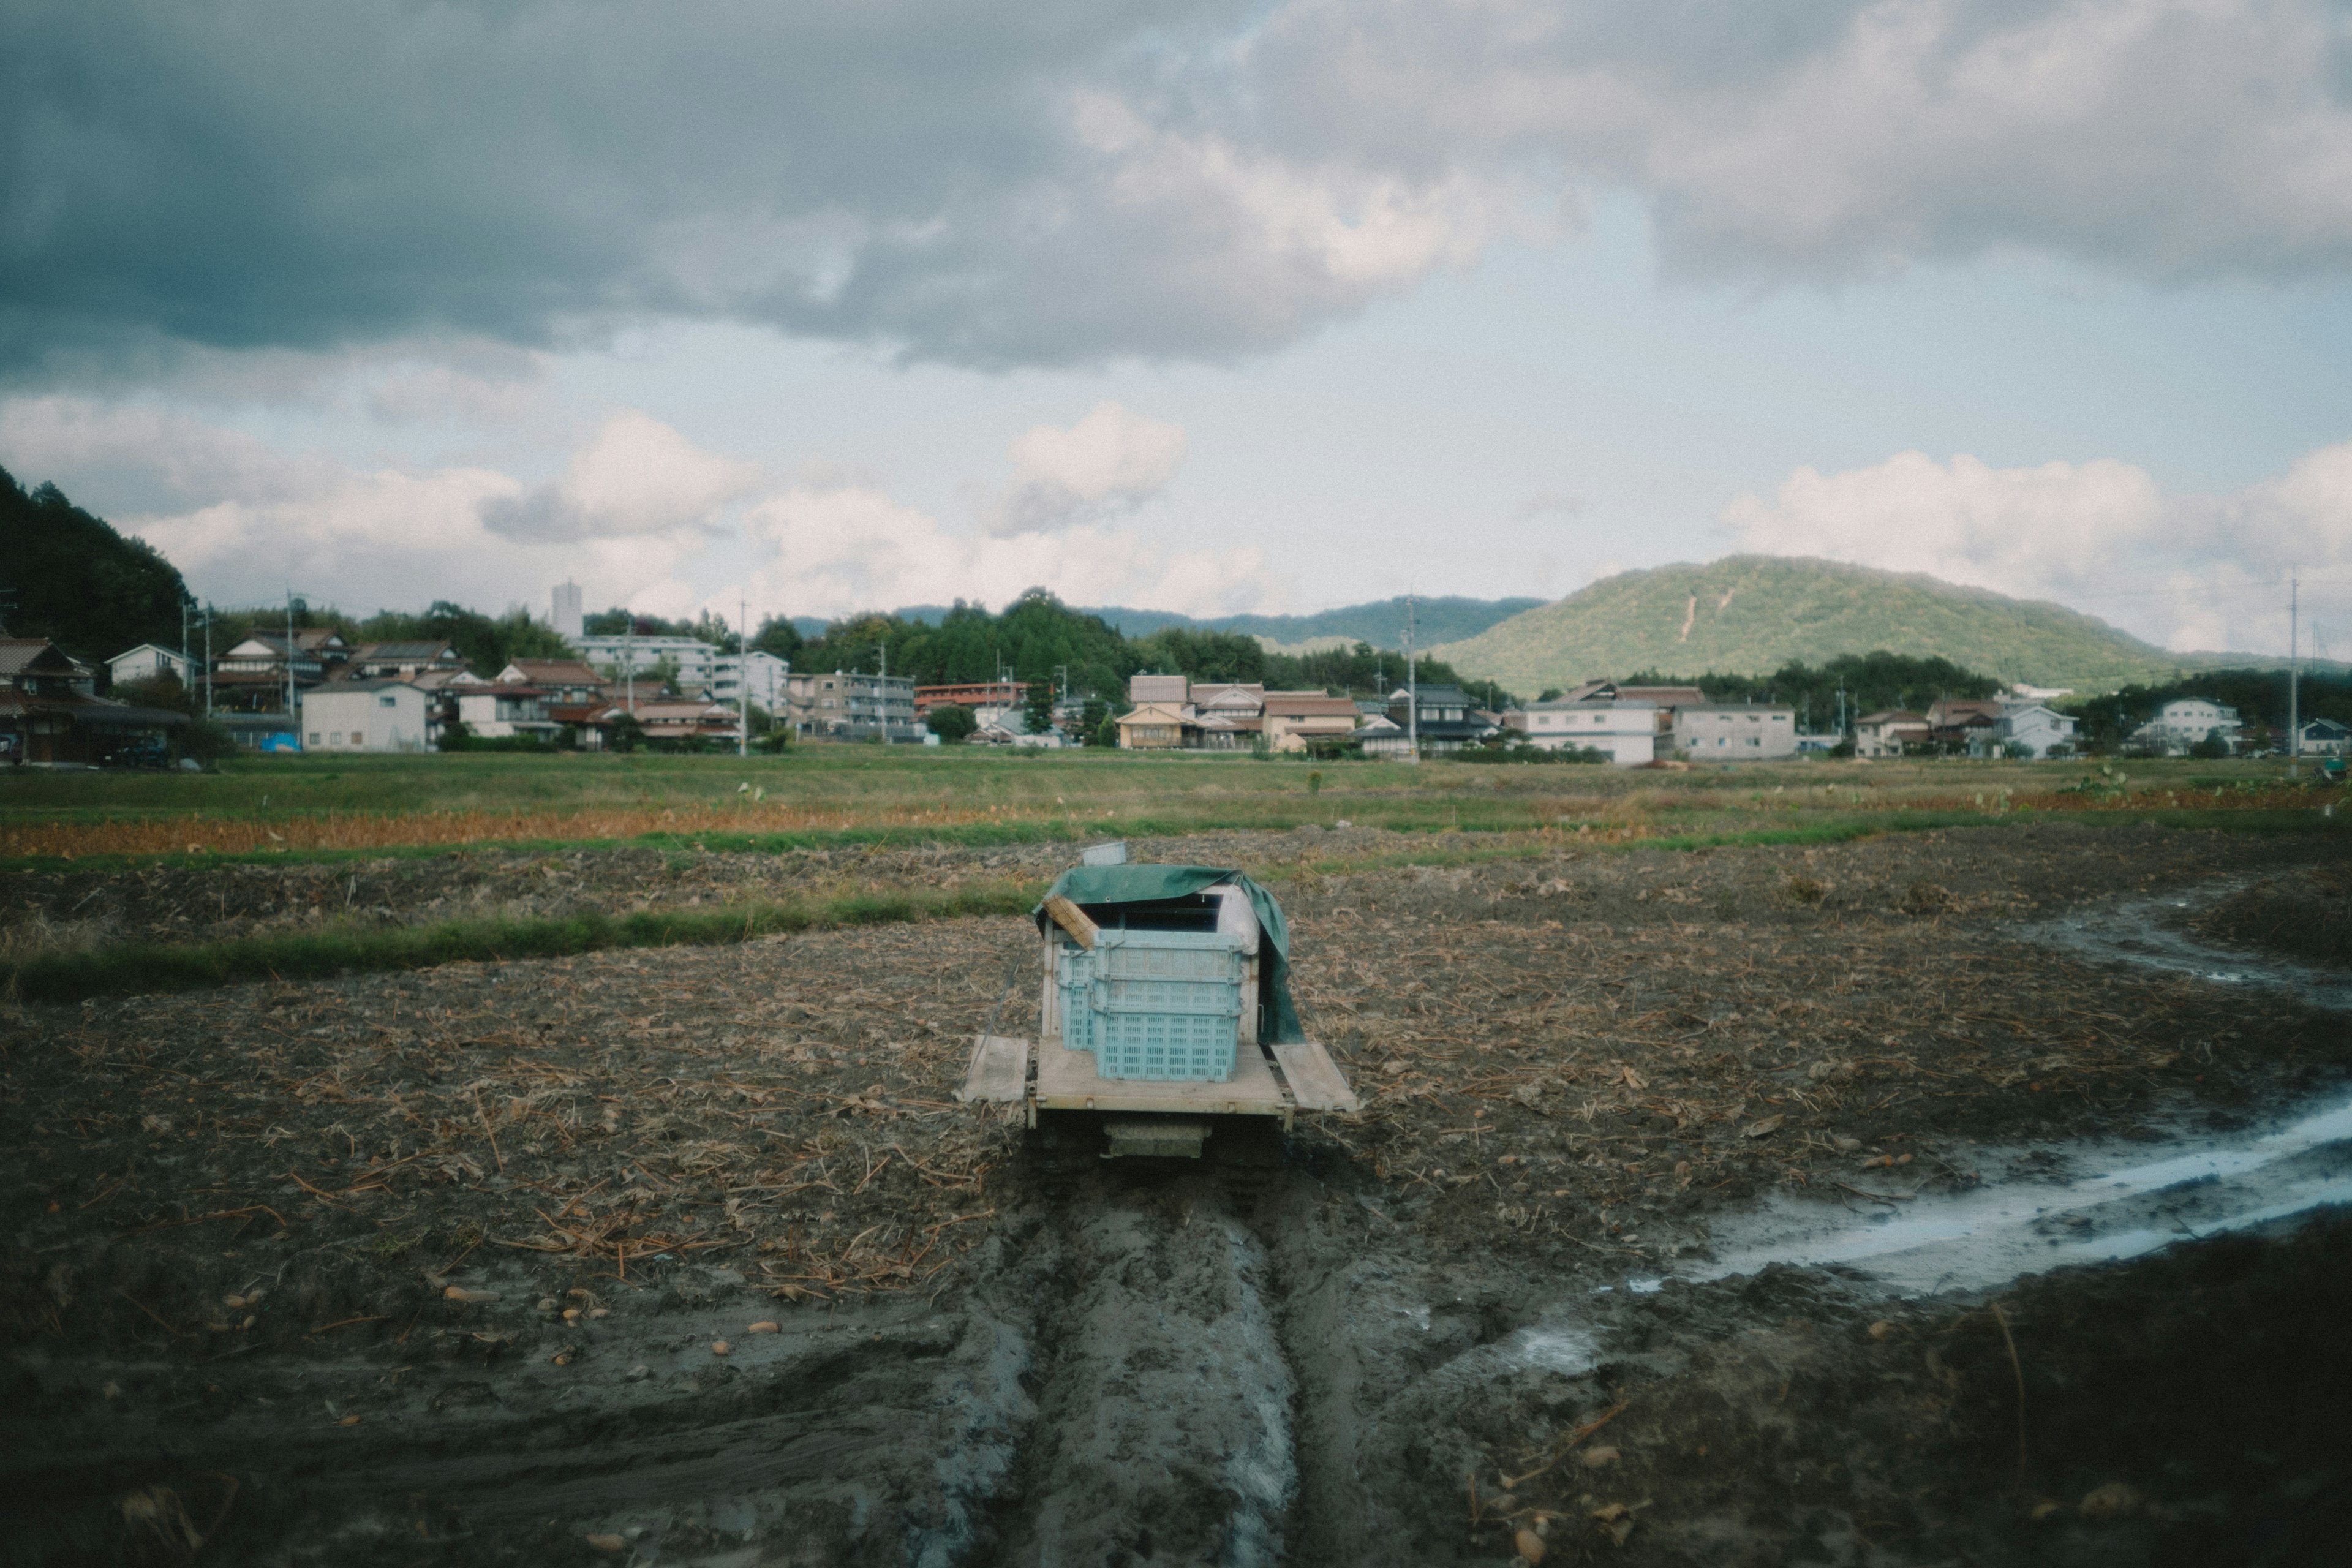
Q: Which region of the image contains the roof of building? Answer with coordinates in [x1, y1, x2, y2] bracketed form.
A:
[500, 659, 603, 684]
[350, 639, 460, 663]
[0, 638, 79, 677]
[1857, 710, 1928, 725]
[1673, 703, 1794, 714]
[1524, 697, 1659, 712]
[1261, 692, 1358, 717]
[306, 678, 420, 695]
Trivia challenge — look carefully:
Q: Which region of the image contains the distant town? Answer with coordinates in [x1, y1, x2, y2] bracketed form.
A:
[4, 573, 2346, 770]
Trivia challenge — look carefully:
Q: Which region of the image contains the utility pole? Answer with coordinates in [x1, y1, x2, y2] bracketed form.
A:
[738, 592, 750, 758]
[2288, 570, 2301, 777]
[624, 620, 635, 719]
[879, 640, 891, 744]
[202, 603, 214, 717]
[285, 591, 303, 739]
[1404, 594, 1419, 764]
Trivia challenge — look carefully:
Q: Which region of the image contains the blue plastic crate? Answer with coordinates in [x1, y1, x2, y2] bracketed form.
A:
[1063, 929, 1245, 1082]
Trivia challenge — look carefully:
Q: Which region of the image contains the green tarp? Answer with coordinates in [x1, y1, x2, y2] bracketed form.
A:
[1036, 864, 1305, 1043]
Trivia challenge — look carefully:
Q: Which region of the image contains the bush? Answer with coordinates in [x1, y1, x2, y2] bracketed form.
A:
[2189, 733, 2233, 760]
[179, 717, 239, 763]
[927, 704, 978, 742]
[435, 718, 470, 752]
[1456, 741, 1608, 764]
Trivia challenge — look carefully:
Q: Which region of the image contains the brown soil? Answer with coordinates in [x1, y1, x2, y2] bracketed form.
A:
[2192, 864, 2352, 967]
[4, 822, 2350, 1565]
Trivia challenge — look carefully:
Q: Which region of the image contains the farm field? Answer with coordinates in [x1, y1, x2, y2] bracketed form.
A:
[1, 754, 2349, 1564]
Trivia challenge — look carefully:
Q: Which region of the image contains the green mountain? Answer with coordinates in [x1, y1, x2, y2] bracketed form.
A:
[1431, 556, 2222, 696]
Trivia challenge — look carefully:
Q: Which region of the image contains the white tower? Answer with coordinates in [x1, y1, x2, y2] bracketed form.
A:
[551, 579, 584, 642]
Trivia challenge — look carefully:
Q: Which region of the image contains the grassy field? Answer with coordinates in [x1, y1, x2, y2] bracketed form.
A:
[1, 747, 2343, 868]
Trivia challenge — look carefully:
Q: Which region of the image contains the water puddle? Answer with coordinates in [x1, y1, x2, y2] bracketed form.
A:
[1649, 889, 2352, 1299]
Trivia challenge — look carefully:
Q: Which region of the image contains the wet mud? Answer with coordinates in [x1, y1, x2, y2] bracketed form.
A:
[6, 823, 2352, 1565]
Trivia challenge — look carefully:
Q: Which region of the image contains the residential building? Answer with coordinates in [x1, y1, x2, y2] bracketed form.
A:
[0, 638, 187, 765]
[2129, 698, 2243, 756]
[107, 643, 195, 687]
[1383, 685, 1494, 755]
[303, 680, 433, 752]
[1672, 703, 1798, 760]
[607, 696, 742, 747]
[1854, 710, 1929, 758]
[783, 670, 921, 741]
[1117, 701, 1196, 750]
[341, 640, 467, 680]
[1924, 698, 2003, 753]
[916, 681, 1027, 715]
[573, 633, 722, 693]
[2294, 717, 2349, 756]
[1261, 692, 1359, 753]
[1356, 712, 1409, 758]
[1975, 702, 2079, 760]
[211, 630, 347, 712]
[455, 685, 558, 741]
[712, 650, 791, 715]
[495, 660, 608, 703]
[1128, 673, 1190, 707]
[1508, 699, 1660, 764]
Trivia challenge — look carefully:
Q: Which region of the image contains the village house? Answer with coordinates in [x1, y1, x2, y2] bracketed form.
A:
[1261, 692, 1360, 753]
[1505, 698, 1661, 764]
[914, 680, 1027, 715]
[211, 629, 347, 712]
[2295, 717, 2350, 757]
[302, 679, 434, 752]
[1854, 710, 1930, 758]
[1975, 701, 2080, 760]
[1924, 698, 2003, 753]
[454, 684, 559, 741]
[2130, 698, 2242, 756]
[340, 640, 466, 680]
[1378, 685, 1494, 756]
[606, 696, 742, 747]
[1672, 703, 1799, 761]
[1115, 701, 1196, 750]
[0, 638, 186, 766]
[107, 643, 196, 688]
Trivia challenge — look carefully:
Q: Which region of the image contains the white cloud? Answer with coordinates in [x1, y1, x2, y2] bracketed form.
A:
[987, 401, 1188, 536]
[1722, 439, 2352, 652]
[0, 396, 706, 617]
[741, 474, 1273, 621]
[482, 411, 761, 542]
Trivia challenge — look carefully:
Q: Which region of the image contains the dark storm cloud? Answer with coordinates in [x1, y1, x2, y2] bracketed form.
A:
[6, 1, 2352, 379]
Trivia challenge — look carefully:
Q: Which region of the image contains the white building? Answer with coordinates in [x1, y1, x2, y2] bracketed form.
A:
[572, 634, 720, 693]
[1510, 699, 1660, 765]
[712, 649, 791, 715]
[455, 685, 557, 740]
[2130, 698, 2242, 756]
[107, 643, 195, 687]
[303, 680, 433, 752]
[784, 670, 922, 741]
[551, 580, 584, 641]
[1973, 702, 2079, 759]
[1672, 704, 1798, 761]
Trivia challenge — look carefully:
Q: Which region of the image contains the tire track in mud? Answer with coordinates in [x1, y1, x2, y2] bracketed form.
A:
[978, 1163, 1297, 1567]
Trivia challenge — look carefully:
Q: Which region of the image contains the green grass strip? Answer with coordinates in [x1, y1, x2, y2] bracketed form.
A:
[5, 881, 1042, 1005]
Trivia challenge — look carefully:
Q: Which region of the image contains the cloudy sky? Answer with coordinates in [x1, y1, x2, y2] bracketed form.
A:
[6, 0, 2352, 656]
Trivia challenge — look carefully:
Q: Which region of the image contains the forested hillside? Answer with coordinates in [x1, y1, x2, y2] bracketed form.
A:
[0, 466, 189, 665]
[1437, 556, 2203, 695]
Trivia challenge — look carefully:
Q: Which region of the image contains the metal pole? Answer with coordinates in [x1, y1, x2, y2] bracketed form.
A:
[880, 640, 891, 744]
[203, 603, 213, 717]
[1405, 594, 1418, 764]
[2288, 571, 2300, 776]
[285, 592, 297, 734]
[738, 592, 749, 758]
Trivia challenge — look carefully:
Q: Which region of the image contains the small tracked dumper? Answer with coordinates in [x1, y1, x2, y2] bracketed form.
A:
[957, 848, 1358, 1158]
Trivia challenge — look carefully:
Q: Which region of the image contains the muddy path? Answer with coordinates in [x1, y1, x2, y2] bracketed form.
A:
[6, 823, 2352, 1564]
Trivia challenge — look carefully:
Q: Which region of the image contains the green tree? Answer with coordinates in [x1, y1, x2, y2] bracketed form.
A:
[927, 704, 978, 742]
[1024, 681, 1057, 736]
[0, 466, 192, 665]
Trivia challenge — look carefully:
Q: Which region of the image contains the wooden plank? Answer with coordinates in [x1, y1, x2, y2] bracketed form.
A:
[1031, 1037, 1289, 1118]
[1272, 1041, 1361, 1112]
[957, 1035, 1030, 1103]
[1041, 894, 1099, 949]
